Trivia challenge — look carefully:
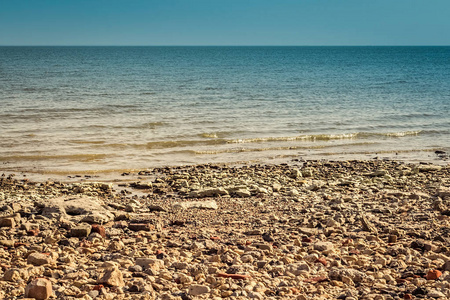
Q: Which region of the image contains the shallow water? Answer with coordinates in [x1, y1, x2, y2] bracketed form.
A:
[0, 46, 449, 175]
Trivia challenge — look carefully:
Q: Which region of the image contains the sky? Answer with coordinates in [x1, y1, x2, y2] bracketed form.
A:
[1, 0, 449, 46]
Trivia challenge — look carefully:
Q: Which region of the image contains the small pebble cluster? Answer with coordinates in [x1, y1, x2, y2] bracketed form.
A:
[0, 159, 449, 300]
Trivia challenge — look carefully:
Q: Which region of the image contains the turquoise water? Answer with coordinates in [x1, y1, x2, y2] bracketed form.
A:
[0, 46, 449, 174]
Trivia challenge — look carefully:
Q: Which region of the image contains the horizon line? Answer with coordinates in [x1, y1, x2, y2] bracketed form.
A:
[1, 44, 449, 47]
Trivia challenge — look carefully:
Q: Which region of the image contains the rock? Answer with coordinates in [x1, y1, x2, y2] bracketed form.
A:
[189, 187, 228, 198]
[286, 262, 310, 275]
[428, 290, 446, 298]
[188, 284, 211, 296]
[173, 200, 218, 210]
[25, 278, 53, 300]
[128, 223, 153, 231]
[40, 196, 109, 220]
[3, 268, 28, 282]
[426, 270, 442, 280]
[0, 217, 16, 227]
[27, 253, 54, 266]
[314, 241, 334, 252]
[149, 205, 166, 212]
[97, 267, 124, 287]
[81, 212, 114, 224]
[417, 165, 442, 172]
[0, 239, 15, 247]
[329, 268, 367, 283]
[91, 224, 106, 238]
[135, 258, 164, 271]
[235, 189, 252, 197]
[70, 224, 92, 237]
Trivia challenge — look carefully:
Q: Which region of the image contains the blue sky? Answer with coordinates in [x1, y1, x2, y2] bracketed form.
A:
[1, 0, 449, 46]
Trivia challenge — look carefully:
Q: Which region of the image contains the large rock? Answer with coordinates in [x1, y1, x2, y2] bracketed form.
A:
[27, 253, 54, 266]
[40, 196, 113, 222]
[173, 200, 218, 210]
[25, 278, 53, 300]
[97, 267, 124, 287]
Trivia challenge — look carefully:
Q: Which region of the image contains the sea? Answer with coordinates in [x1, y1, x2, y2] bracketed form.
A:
[0, 46, 449, 176]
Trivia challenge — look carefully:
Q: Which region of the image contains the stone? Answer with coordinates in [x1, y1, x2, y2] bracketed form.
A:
[314, 241, 334, 252]
[135, 258, 164, 271]
[189, 187, 228, 198]
[0, 217, 16, 227]
[329, 268, 367, 283]
[426, 270, 442, 280]
[25, 278, 53, 300]
[70, 224, 92, 237]
[0, 239, 15, 248]
[40, 196, 109, 220]
[81, 212, 113, 224]
[428, 290, 445, 298]
[27, 253, 54, 266]
[188, 284, 211, 296]
[97, 267, 124, 287]
[3, 268, 28, 282]
[286, 262, 310, 275]
[91, 224, 106, 238]
[173, 200, 218, 210]
[128, 223, 153, 231]
[235, 189, 252, 197]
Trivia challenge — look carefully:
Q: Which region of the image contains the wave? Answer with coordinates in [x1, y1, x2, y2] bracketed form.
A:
[195, 142, 376, 155]
[0, 153, 108, 162]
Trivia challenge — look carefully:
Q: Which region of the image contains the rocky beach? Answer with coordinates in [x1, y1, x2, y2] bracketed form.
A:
[1, 159, 450, 300]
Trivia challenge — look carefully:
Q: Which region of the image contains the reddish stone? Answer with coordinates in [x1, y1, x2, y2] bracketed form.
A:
[91, 224, 106, 238]
[93, 284, 104, 290]
[396, 278, 409, 284]
[316, 257, 327, 266]
[302, 237, 312, 243]
[27, 229, 40, 236]
[245, 240, 252, 245]
[216, 273, 251, 280]
[210, 236, 220, 240]
[403, 294, 413, 300]
[426, 269, 442, 280]
[304, 276, 328, 283]
[342, 238, 353, 245]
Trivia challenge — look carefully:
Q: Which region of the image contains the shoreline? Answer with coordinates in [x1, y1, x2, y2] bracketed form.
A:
[1, 159, 450, 299]
[2, 149, 448, 184]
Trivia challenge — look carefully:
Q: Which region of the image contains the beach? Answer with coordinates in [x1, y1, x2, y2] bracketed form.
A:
[1, 46, 449, 299]
[1, 158, 450, 299]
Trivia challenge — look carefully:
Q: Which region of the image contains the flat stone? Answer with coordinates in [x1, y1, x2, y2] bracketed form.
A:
[188, 284, 211, 296]
[27, 253, 54, 266]
[314, 241, 334, 252]
[173, 200, 218, 210]
[135, 258, 164, 271]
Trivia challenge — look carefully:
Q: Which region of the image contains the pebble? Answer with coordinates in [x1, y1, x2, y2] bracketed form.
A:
[0, 160, 448, 299]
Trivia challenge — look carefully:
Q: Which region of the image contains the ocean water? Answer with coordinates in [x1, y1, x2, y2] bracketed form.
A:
[0, 46, 449, 175]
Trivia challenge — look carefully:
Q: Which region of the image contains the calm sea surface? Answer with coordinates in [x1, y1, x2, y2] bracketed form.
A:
[0, 46, 449, 175]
